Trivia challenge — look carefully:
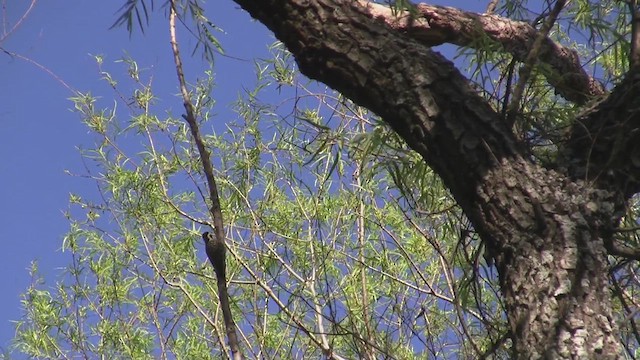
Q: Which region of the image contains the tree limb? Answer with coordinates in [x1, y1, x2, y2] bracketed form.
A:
[558, 69, 640, 200]
[361, 1, 605, 105]
[169, 3, 242, 359]
[230, 1, 625, 356]
[232, 0, 520, 202]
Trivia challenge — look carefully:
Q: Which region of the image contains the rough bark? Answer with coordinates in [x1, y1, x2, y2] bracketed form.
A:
[359, 1, 605, 104]
[230, 0, 637, 358]
[559, 70, 640, 199]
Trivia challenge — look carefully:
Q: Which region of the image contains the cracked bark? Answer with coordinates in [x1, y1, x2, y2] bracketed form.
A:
[229, 0, 637, 358]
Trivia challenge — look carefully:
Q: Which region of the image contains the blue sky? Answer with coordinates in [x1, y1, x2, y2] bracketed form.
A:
[0, 0, 488, 354]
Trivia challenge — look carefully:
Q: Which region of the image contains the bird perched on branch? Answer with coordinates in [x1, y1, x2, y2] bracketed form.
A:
[201, 231, 239, 356]
[202, 231, 226, 280]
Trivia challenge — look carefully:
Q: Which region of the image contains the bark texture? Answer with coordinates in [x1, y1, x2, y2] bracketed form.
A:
[364, 2, 605, 104]
[230, 0, 640, 358]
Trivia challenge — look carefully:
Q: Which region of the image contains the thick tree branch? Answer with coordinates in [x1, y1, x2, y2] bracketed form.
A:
[233, 0, 520, 204]
[362, 1, 605, 105]
[231, 0, 624, 356]
[559, 69, 640, 200]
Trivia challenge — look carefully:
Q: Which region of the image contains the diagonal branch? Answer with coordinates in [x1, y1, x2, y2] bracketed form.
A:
[232, 0, 520, 207]
[363, 1, 605, 105]
[168, 3, 242, 359]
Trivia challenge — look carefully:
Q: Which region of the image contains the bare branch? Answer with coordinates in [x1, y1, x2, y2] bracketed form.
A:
[505, 0, 567, 128]
[0, 0, 37, 43]
[168, 3, 242, 358]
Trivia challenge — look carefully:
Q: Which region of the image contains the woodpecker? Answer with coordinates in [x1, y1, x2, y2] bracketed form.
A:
[202, 231, 226, 279]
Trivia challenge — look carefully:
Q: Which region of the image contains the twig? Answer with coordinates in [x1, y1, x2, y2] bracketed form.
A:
[0, 0, 37, 43]
[1, 48, 75, 93]
[506, 0, 567, 128]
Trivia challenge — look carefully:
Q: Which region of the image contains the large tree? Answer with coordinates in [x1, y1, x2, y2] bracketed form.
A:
[11, 0, 640, 359]
[230, 0, 640, 358]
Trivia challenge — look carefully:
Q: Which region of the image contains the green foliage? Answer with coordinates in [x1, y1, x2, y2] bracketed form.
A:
[451, 1, 640, 355]
[13, 0, 640, 358]
[456, 0, 633, 163]
[12, 45, 501, 358]
[113, 0, 223, 63]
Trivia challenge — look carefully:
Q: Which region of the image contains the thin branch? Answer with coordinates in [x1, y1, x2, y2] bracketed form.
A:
[225, 244, 350, 360]
[0, 0, 37, 43]
[353, 127, 375, 360]
[138, 231, 229, 354]
[506, 0, 566, 128]
[629, 0, 640, 68]
[168, 3, 242, 359]
[1, 48, 76, 93]
[605, 239, 640, 260]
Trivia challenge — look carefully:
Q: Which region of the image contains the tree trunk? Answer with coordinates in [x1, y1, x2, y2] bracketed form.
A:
[475, 158, 620, 358]
[230, 0, 638, 357]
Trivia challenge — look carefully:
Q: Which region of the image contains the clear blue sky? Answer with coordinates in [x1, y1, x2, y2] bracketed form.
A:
[0, 0, 488, 354]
